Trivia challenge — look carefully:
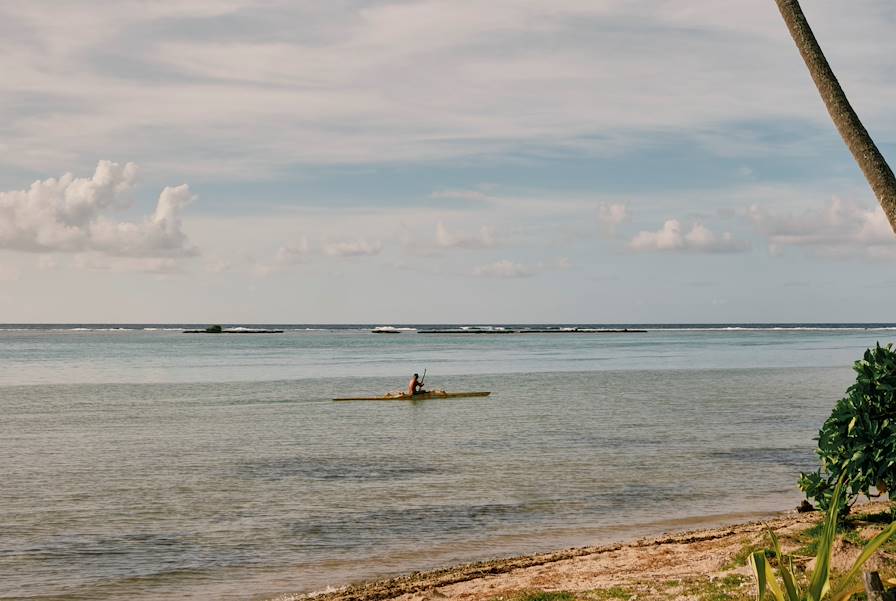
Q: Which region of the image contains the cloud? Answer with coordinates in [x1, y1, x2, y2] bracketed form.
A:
[473, 257, 569, 278]
[90, 184, 197, 257]
[73, 254, 182, 274]
[5, 1, 895, 176]
[430, 189, 498, 204]
[435, 222, 495, 249]
[629, 219, 749, 253]
[0, 161, 198, 258]
[252, 237, 311, 276]
[747, 198, 895, 258]
[252, 234, 382, 276]
[598, 202, 627, 236]
[274, 238, 310, 264]
[323, 239, 382, 257]
[473, 260, 533, 278]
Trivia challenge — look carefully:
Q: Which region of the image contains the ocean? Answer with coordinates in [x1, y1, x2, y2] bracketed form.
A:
[2, 324, 894, 600]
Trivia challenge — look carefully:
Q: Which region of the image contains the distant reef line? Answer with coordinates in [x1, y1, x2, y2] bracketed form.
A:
[183, 325, 283, 334]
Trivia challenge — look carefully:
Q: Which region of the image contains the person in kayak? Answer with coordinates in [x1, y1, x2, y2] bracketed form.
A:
[408, 373, 426, 396]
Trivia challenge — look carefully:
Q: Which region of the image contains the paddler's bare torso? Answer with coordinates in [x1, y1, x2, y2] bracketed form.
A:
[408, 373, 426, 396]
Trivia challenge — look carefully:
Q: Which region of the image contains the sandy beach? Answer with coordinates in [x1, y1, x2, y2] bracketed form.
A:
[287, 501, 896, 601]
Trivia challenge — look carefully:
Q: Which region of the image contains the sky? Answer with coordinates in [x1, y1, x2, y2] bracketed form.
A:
[1, 0, 895, 323]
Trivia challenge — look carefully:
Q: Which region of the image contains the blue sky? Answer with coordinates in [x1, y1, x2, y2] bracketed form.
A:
[1, 1, 895, 323]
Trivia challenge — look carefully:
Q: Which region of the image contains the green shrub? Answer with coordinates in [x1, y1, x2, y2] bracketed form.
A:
[750, 476, 896, 601]
[799, 343, 896, 513]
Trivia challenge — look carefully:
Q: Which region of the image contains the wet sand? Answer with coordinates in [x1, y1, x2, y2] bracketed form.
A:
[278, 501, 896, 601]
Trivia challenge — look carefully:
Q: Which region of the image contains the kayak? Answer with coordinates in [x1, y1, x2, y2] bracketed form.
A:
[333, 391, 491, 401]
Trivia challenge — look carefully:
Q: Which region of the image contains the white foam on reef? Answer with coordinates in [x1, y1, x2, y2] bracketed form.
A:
[4, 324, 895, 333]
[52, 327, 132, 331]
[372, 326, 417, 332]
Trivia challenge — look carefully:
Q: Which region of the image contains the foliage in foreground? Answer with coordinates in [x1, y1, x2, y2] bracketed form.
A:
[799, 343, 896, 513]
[750, 476, 896, 601]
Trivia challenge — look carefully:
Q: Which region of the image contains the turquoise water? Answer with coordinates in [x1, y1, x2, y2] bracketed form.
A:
[1, 325, 894, 600]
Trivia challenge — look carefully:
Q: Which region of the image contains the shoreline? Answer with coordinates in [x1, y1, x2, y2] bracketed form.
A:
[276, 500, 894, 601]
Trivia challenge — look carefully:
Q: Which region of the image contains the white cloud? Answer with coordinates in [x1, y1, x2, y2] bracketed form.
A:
[598, 203, 627, 236]
[630, 220, 685, 252]
[430, 189, 499, 204]
[73, 254, 182, 274]
[473, 257, 570, 278]
[747, 197, 895, 258]
[323, 239, 382, 257]
[428, 187, 596, 217]
[257, 235, 383, 272]
[629, 219, 748, 253]
[0, 161, 198, 258]
[473, 260, 534, 278]
[252, 237, 311, 276]
[90, 185, 197, 257]
[4, 1, 895, 175]
[274, 238, 311, 264]
[435, 222, 496, 249]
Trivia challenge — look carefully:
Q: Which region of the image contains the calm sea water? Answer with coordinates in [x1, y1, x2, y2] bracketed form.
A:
[2, 324, 894, 600]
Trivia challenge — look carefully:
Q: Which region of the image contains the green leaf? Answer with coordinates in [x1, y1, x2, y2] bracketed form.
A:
[830, 520, 896, 601]
[807, 477, 845, 601]
[749, 551, 786, 601]
[769, 528, 799, 600]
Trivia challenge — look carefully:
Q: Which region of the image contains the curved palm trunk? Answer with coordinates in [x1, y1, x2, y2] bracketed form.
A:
[775, 0, 896, 234]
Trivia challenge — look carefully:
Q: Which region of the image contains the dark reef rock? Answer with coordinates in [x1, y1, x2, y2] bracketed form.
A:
[183, 325, 283, 334]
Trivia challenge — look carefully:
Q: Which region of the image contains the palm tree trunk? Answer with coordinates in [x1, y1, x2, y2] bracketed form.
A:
[775, 0, 896, 234]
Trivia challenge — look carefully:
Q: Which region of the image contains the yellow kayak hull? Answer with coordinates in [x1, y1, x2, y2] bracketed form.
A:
[333, 391, 491, 401]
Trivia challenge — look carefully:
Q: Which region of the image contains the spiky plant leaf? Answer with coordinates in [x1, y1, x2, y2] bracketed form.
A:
[830, 520, 896, 601]
[769, 528, 800, 600]
[749, 550, 787, 601]
[806, 477, 845, 601]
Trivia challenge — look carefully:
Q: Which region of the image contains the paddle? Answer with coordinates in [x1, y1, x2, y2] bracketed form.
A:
[420, 368, 426, 385]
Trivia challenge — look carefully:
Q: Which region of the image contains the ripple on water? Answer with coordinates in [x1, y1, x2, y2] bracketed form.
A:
[230, 457, 443, 482]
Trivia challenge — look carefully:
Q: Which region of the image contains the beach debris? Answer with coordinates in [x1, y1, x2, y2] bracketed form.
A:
[862, 571, 895, 601]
